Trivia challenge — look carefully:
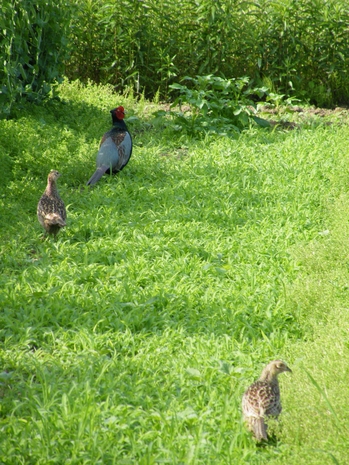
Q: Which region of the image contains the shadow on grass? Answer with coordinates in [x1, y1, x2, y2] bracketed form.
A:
[0, 91, 309, 346]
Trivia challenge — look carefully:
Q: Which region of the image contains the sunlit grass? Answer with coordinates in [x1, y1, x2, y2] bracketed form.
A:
[270, 194, 349, 465]
[1, 80, 349, 464]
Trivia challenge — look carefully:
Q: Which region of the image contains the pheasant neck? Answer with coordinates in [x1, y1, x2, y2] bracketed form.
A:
[113, 119, 128, 131]
[259, 369, 279, 385]
[46, 181, 58, 197]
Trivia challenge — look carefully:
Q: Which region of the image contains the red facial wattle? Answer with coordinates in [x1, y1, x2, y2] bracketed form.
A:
[115, 106, 125, 119]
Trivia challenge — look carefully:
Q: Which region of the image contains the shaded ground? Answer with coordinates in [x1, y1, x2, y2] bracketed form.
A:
[260, 104, 349, 129]
[160, 102, 349, 130]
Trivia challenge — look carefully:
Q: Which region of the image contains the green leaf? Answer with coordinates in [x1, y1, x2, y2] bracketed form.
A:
[252, 116, 271, 128]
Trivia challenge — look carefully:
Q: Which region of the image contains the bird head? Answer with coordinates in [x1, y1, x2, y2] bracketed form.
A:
[48, 170, 61, 182]
[267, 360, 292, 376]
[259, 360, 292, 382]
[111, 106, 125, 121]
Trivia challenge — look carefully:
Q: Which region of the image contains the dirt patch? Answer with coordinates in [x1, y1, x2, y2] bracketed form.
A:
[156, 102, 349, 131]
[260, 104, 349, 129]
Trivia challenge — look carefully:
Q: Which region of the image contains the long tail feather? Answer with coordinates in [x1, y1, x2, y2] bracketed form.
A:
[86, 166, 108, 186]
[251, 417, 268, 441]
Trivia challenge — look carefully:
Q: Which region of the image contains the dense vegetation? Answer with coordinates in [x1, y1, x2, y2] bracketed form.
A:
[2, 0, 349, 115]
[67, 0, 349, 106]
[0, 0, 71, 115]
[1, 81, 349, 464]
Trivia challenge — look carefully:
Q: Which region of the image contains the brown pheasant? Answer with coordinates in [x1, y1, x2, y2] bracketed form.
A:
[37, 170, 66, 237]
[242, 360, 292, 441]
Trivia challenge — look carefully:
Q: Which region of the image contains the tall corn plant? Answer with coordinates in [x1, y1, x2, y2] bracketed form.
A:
[0, 0, 71, 117]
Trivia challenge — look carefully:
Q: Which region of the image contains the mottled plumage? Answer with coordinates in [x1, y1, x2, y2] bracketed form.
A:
[86, 106, 132, 186]
[242, 360, 292, 441]
[37, 170, 66, 237]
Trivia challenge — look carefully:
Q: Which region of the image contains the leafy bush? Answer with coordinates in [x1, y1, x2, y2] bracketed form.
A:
[258, 0, 349, 106]
[155, 75, 270, 136]
[0, 0, 71, 116]
[67, 0, 199, 95]
[2, 0, 349, 109]
[66, 0, 349, 106]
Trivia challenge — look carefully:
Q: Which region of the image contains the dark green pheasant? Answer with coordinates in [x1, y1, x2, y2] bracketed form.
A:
[87, 106, 133, 186]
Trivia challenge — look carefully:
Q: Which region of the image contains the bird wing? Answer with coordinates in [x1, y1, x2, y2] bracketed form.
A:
[257, 384, 276, 412]
[87, 127, 132, 186]
[243, 381, 276, 417]
[86, 137, 121, 186]
[96, 136, 120, 168]
[37, 195, 66, 221]
[115, 131, 132, 170]
[96, 132, 132, 172]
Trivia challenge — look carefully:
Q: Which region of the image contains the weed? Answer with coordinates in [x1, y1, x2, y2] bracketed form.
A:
[158, 75, 270, 136]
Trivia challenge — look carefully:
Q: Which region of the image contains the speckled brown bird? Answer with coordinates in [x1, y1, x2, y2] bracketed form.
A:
[37, 170, 66, 237]
[242, 360, 292, 441]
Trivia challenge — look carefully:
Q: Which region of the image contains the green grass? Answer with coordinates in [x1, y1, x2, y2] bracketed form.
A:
[1, 80, 349, 464]
[270, 193, 349, 464]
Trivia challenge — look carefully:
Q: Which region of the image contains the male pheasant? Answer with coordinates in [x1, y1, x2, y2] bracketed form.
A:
[86, 106, 132, 186]
[242, 360, 292, 441]
[37, 170, 66, 237]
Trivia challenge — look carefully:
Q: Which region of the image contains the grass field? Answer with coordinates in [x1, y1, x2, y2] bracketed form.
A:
[0, 80, 349, 464]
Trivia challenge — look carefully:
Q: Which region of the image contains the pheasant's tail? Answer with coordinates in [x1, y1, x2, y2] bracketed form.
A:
[251, 417, 268, 442]
[86, 166, 108, 186]
[45, 213, 66, 227]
